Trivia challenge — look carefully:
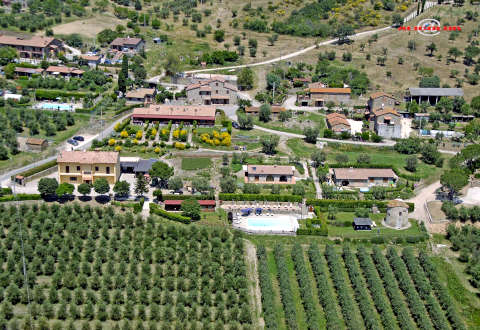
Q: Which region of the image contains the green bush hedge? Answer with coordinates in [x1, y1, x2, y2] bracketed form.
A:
[298, 207, 328, 236]
[0, 194, 42, 202]
[150, 203, 191, 224]
[219, 194, 302, 202]
[329, 163, 422, 181]
[306, 199, 414, 212]
[75, 108, 94, 114]
[0, 188, 13, 195]
[12, 159, 57, 180]
[35, 89, 94, 100]
[111, 198, 144, 214]
[114, 104, 138, 116]
[162, 194, 215, 201]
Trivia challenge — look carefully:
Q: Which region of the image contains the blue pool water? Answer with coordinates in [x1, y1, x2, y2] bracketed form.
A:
[37, 103, 73, 111]
[248, 217, 291, 227]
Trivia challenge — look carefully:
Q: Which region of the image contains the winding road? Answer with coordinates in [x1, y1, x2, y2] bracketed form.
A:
[184, 2, 437, 74]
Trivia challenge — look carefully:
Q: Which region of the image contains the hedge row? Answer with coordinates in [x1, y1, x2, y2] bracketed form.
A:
[35, 89, 94, 100]
[256, 245, 278, 329]
[219, 194, 302, 202]
[75, 108, 94, 114]
[306, 199, 415, 212]
[329, 163, 423, 181]
[162, 195, 215, 201]
[0, 188, 12, 195]
[114, 104, 138, 116]
[111, 199, 144, 214]
[149, 204, 190, 224]
[12, 159, 57, 180]
[0, 194, 42, 202]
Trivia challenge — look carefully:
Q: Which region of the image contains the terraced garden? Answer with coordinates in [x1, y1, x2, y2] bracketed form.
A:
[257, 244, 470, 329]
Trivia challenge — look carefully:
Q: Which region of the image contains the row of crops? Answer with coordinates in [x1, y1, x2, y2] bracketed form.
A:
[0, 203, 253, 329]
[257, 243, 466, 329]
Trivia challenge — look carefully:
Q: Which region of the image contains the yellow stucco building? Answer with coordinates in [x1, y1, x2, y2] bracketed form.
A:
[57, 151, 120, 185]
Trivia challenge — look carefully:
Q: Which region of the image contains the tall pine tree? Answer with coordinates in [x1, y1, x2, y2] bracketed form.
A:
[118, 55, 129, 96]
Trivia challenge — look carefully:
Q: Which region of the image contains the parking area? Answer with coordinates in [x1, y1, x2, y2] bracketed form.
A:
[461, 187, 480, 205]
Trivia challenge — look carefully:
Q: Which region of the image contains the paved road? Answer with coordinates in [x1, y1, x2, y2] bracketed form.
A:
[407, 180, 441, 225]
[184, 2, 437, 74]
[0, 112, 132, 184]
[310, 164, 323, 199]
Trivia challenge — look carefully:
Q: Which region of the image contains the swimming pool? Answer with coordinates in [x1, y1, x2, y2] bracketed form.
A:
[247, 215, 299, 232]
[36, 102, 73, 111]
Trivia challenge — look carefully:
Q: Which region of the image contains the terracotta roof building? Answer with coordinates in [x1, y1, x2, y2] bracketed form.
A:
[57, 151, 120, 185]
[326, 113, 351, 133]
[186, 78, 238, 105]
[331, 168, 398, 188]
[243, 165, 296, 184]
[26, 138, 48, 151]
[45, 66, 84, 77]
[0, 35, 64, 59]
[368, 92, 397, 111]
[14, 67, 44, 77]
[297, 87, 351, 107]
[110, 37, 145, 53]
[79, 54, 102, 67]
[132, 104, 216, 126]
[245, 106, 286, 116]
[125, 88, 156, 104]
[370, 108, 402, 139]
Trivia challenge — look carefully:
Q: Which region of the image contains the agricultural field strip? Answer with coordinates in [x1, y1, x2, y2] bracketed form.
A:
[256, 245, 279, 329]
[342, 246, 382, 330]
[324, 245, 365, 330]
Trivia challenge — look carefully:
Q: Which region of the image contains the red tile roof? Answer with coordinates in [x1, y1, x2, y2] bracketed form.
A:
[373, 108, 400, 117]
[369, 92, 395, 100]
[46, 66, 84, 75]
[0, 35, 56, 48]
[57, 151, 119, 164]
[132, 104, 216, 121]
[333, 168, 397, 180]
[246, 165, 295, 176]
[309, 88, 351, 94]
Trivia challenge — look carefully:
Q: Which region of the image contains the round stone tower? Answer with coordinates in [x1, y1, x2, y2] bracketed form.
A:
[384, 199, 409, 229]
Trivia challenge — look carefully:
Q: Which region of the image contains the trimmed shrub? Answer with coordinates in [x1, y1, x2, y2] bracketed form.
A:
[149, 204, 191, 224]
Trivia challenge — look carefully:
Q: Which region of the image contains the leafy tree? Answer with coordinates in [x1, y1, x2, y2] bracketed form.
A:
[167, 177, 183, 191]
[335, 24, 354, 44]
[180, 198, 201, 220]
[441, 168, 469, 199]
[392, 13, 403, 26]
[259, 104, 271, 122]
[0, 47, 17, 65]
[421, 143, 441, 165]
[243, 183, 261, 194]
[292, 183, 305, 196]
[237, 67, 254, 90]
[303, 127, 319, 143]
[279, 110, 292, 122]
[220, 177, 236, 193]
[260, 135, 280, 155]
[406, 155, 418, 172]
[214, 30, 225, 42]
[113, 181, 130, 197]
[426, 42, 437, 56]
[465, 118, 480, 140]
[237, 113, 253, 129]
[38, 178, 59, 196]
[192, 177, 210, 193]
[0, 145, 8, 160]
[311, 150, 326, 167]
[448, 47, 463, 62]
[93, 178, 110, 195]
[134, 174, 149, 196]
[78, 183, 91, 197]
[56, 183, 75, 197]
[149, 161, 174, 187]
[335, 154, 349, 164]
[118, 56, 128, 95]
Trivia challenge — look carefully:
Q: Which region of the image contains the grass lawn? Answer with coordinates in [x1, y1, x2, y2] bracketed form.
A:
[254, 112, 326, 135]
[286, 138, 318, 159]
[181, 157, 213, 170]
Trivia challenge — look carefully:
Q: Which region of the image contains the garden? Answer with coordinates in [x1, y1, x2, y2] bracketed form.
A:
[0, 203, 254, 329]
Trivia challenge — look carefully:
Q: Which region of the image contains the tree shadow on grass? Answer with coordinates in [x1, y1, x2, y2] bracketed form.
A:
[78, 196, 92, 202]
[42, 195, 58, 203]
[95, 195, 111, 204]
[58, 195, 75, 204]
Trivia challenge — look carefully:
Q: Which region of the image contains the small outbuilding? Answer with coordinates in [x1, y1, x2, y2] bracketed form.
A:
[26, 138, 48, 151]
[385, 200, 409, 229]
[353, 218, 373, 230]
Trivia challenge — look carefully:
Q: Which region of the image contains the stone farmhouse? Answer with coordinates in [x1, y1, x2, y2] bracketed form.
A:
[245, 106, 286, 117]
[185, 78, 238, 105]
[370, 108, 402, 139]
[25, 138, 48, 152]
[297, 87, 351, 107]
[79, 54, 102, 68]
[0, 35, 64, 59]
[110, 37, 145, 53]
[326, 113, 351, 133]
[57, 151, 120, 185]
[384, 200, 409, 229]
[132, 104, 216, 126]
[125, 88, 156, 104]
[243, 165, 296, 184]
[368, 92, 397, 111]
[331, 168, 398, 187]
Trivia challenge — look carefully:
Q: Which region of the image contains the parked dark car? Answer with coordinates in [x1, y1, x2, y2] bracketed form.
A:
[232, 121, 239, 129]
[73, 136, 84, 141]
[67, 139, 79, 146]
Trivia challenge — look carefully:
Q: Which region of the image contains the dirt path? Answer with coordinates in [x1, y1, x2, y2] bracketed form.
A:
[244, 239, 265, 329]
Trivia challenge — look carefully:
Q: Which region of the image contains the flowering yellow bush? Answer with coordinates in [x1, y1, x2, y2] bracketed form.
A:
[180, 129, 187, 137]
[174, 142, 186, 150]
[199, 131, 231, 147]
[108, 138, 116, 146]
[172, 129, 180, 139]
[133, 139, 139, 144]
[120, 130, 128, 138]
[140, 147, 146, 153]
[114, 123, 121, 132]
[115, 146, 122, 151]
[151, 128, 157, 137]
[154, 147, 161, 154]
[136, 131, 143, 139]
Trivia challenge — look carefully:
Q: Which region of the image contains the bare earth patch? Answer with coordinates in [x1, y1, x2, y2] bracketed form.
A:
[52, 16, 124, 39]
[244, 239, 264, 329]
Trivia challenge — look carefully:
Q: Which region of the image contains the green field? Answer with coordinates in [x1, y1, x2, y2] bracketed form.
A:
[181, 157, 213, 170]
[254, 112, 326, 136]
[286, 138, 318, 159]
[257, 243, 472, 330]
